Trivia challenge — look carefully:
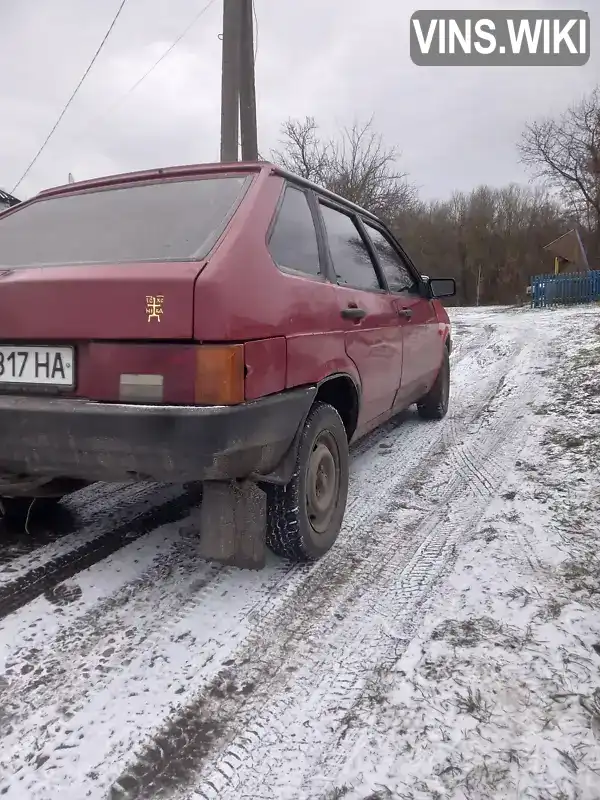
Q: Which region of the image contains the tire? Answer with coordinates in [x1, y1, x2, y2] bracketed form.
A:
[0, 495, 63, 527]
[417, 347, 450, 420]
[265, 401, 349, 562]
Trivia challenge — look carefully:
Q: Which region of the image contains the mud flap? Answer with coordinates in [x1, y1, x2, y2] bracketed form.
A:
[198, 480, 267, 570]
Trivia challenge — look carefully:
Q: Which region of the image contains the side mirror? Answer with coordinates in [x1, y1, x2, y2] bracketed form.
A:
[428, 278, 456, 299]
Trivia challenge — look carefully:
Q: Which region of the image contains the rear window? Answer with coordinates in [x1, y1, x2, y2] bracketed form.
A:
[0, 175, 251, 268]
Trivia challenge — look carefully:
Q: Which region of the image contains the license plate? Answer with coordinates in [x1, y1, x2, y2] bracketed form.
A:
[0, 345, 74, 386]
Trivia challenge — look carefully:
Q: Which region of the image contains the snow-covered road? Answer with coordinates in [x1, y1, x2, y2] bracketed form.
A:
[1, 306, 599, 800]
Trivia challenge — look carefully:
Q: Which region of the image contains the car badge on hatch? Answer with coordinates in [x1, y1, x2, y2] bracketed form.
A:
[145, 294, 164, 322]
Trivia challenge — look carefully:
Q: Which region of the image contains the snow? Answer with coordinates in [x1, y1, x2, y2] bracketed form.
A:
[305, 307, 600, 800]
[0, 304, 599, 799]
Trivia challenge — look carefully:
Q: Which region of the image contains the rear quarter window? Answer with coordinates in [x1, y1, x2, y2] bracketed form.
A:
[0, 175, 251, 268]
[268, 185, 321, 276]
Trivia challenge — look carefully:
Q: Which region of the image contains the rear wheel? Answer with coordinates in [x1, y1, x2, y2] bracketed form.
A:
[265, 401, 349, 562]
[417, 347, 450, 420]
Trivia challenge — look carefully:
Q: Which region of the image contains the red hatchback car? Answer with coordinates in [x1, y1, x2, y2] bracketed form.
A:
[0, 162, 454, 567]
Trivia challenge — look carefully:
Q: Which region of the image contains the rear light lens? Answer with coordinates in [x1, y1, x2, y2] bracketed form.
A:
[119, 373, 164, 403]
[194, 344, 245, 405]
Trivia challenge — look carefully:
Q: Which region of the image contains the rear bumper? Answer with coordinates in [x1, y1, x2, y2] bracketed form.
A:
[0, 388, 316, 483]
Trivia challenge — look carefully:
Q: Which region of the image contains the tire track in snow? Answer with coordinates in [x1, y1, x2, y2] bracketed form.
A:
[423, 336, 526, 501]
[104, 317, 550, 800]
[296, 324, 576, 797]
[336, 315, 513, 532]
[0, 539, 301, 750]
[448, 318, 494, 368]
[186, 322, 553, 800]
[0, 481, 151, 563]
[443, 364, 519, 497]
[0, 538, 221, 738]
[1, 319, 505, 798]
[0, 558, 306, 800]
[0, 484, 204, 620]
[445, 412, 496, 497]
[0, 482, 196, 580]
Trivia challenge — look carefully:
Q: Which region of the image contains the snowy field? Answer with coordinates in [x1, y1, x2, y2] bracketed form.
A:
[0, 305, 599, 800]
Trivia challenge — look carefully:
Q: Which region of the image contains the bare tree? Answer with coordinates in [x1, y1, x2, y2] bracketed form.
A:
[518, 86, 600, 260]
[272, 113, 572, 305]
[394, 184, 568, 306]
[271, 117, 331, 184]
[271, 116, 417, 220]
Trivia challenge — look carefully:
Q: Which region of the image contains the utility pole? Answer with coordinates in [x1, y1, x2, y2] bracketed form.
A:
[220, 0, 258, 162]
[220, 0, 241, 162]
[239, 0, 258, 161]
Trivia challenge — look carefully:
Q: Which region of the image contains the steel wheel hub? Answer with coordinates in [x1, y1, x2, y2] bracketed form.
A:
[306, 433, 339, 534]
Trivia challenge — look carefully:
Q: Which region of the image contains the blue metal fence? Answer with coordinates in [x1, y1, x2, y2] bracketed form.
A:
[530, 270, 600, 308]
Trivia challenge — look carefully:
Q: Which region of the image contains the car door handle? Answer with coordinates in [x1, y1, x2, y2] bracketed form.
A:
[397, 307, 413, 319]
[341, 306, 367, 320]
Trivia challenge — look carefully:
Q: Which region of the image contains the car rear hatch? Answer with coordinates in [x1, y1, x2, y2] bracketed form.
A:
[0, 261, 206, 340]
[0, 171, 252, 340]
[0, 170, 253, 400]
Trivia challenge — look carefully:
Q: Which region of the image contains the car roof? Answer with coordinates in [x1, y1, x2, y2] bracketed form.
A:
[34, 160, 380, 221]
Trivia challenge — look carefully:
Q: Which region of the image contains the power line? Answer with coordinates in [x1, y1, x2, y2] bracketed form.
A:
[66, 0, 219, 147]
[11, 0, 129, 194]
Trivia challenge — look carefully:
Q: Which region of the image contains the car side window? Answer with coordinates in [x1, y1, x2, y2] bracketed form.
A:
[319, 203, 383, 292]
[268, 185, 321, 276]
[363, 222, 417, 293]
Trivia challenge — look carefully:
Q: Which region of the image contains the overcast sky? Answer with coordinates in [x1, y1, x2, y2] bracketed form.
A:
[0, 0, 597, 201]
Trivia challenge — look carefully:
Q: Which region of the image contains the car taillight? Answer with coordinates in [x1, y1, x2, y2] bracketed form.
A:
[119, 373, 164, 403]
[194, 344, 245, 405]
